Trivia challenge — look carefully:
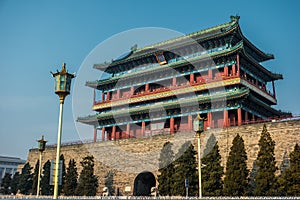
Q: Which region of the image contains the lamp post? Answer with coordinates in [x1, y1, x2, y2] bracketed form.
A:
[36, 135, 47, 197]
[193, 113, 204, 199]
[51, 63, 75, 199]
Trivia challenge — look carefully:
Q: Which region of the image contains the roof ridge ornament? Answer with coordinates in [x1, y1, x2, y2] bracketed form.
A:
[230, 15, 240, 22]
[131, 44, 138, 52]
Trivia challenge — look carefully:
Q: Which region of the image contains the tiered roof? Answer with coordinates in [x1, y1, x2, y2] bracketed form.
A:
[94, 16, 274, 74]
[87, 41, 281, 90]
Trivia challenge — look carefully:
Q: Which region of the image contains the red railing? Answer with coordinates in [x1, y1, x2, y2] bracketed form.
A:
[93, 74, 241, 106]
[240, 75, 275, 98]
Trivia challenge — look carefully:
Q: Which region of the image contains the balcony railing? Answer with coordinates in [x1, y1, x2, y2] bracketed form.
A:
[94, 74, 240, 106]
[240, 75, 275, 98]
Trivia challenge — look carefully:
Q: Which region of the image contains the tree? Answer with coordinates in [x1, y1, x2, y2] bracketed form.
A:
[279, 143, 300, 196]
[247, 160, 258, 196]
[1, 173, 12, 194]
[254, 124, 278, 196]
[18, 162, 33, 194]
[64, 159, 78, 196]
[104, 171, 115, 196]
[76, 156, 98, 196]
[223, 134, 249, 196]
[10, 172, 20, 195]
[172, 141, 198, 196]
[157, 141, 175, 196]
[40, 160, 53, 195]
[202, 140, 223, 196]
[31, 160, 39, 195]
[58, 154, 66, 195]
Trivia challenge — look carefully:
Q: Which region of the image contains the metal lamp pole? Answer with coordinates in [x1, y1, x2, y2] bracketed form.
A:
[36, 135, 47, 197]
[51, 63, 75, 199]
[53, 99, 64, 199]
[193, 114, 204, 199]
[197, 131, 202, 199]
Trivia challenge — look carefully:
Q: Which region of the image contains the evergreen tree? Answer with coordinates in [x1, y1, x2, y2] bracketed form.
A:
[172, 141, 198, 196]
[76, 156, 98, 196]
[64, 159, 78, 196]
[104, 171, 115, 196]
[58, 154, 66, 195]
[247, 160, 258, 196]
[223, 134, 249, 196]
[279, 143, 300, 196]
[40, 160, 53, 195]
[202, 140, 223, 196]
[157, 141, 175, 196]
[18, 162, 33, 194]
[1, 173, 12, 194]
[31, 160, 39, 195]
[10, 172, 20, 195]
[254, 124, 278, 196]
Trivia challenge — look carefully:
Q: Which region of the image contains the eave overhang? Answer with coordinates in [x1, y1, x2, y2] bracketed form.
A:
[77, 87, 249, 124]
[86, 41, 244, 89]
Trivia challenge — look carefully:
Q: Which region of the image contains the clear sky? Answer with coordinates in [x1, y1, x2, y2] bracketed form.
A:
[0, 0, 299, 160]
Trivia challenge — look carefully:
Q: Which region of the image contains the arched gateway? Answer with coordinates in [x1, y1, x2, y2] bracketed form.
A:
[133, 171, 156, 196]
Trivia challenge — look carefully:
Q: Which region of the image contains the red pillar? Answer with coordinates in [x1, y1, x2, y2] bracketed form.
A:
[223, 110, 228, 127]
[232, 64, 236, 76]
[252, 113, 255, 122]
[208, 69, 213, 80]
[172, 77, 176, 86]
[126, 124, 130, 138]
[190, 73, 195, 85]
[224, 66, 228, 77]
[170, 117, 175, 134]
[145, 83, 149, 92]
[93, 128, 97, 142]
[207, 112, 212, 128]
[112, 126, 116, 140]
[102, 127, 105, 141]
[117, 89, 120, 99]
[141, 121, 145, 136]
[188, 115, 192, 131]
[107, 92, 111, 101]
[245, 111, 249, 123]
[237, 108, 242, 126]
[116, 131, 120, 140]
[102, 92, 105, 102]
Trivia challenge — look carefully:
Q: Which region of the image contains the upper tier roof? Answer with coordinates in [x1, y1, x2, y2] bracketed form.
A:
[86, 41, 282, 90]
[94, 16, 274, 73]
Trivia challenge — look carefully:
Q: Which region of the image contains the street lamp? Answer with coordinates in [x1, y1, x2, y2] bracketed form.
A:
[51, 63, 75, 199]
[193, 113, 205, 199]
[37, 135, 47, 197]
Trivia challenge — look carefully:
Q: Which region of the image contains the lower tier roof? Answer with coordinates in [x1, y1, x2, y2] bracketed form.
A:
[79, 87, 249, 124]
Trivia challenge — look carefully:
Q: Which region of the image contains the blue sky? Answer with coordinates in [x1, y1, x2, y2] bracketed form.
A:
[0, 0, 299, 160]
